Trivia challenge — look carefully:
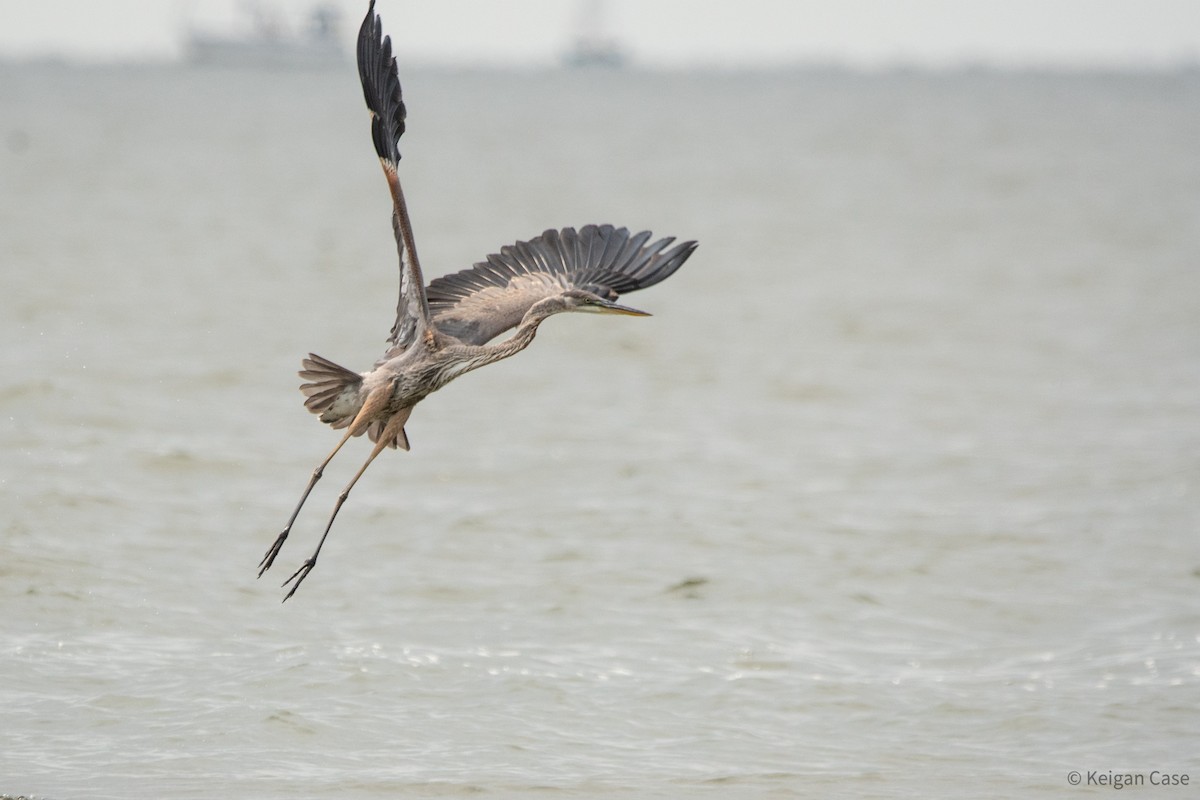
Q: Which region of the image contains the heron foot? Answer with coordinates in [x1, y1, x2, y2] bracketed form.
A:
[257, 530, 289, 578]
[281, 557, 317, 602]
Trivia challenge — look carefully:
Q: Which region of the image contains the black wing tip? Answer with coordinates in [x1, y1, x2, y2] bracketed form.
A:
[550, 223, 697, 284]
[357, 0, 406, 164]
[675, 239, 700, 258]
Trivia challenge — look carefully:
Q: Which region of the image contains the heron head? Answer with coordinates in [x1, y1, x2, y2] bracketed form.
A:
[557, 288, 650, 317]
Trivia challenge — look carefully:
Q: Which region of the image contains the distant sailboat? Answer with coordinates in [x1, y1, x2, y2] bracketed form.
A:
[185, 2, 346, 69]
[563, 0, 627, 68]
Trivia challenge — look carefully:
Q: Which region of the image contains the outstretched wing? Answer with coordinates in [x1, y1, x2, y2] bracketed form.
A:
[358, 0, 430, 352]
[426, 224, 697, 346]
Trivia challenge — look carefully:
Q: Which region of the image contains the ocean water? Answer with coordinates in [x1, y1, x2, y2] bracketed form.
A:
[1, 60, 1198, 798]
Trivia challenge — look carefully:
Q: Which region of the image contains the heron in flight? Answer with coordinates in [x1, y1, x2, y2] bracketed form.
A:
[258, 0, 697, 601]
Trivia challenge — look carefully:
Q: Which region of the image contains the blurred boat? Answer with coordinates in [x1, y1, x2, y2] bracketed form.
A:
[562, 0, 627, 69]
[184, 2, 345, 69]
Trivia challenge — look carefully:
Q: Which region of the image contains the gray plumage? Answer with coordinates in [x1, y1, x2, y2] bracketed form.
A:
[258, 0, 697, 601]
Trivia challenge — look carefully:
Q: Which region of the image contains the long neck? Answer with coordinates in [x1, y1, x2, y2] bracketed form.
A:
[431, 309, 552, 389]
[473, 312, 546, 365]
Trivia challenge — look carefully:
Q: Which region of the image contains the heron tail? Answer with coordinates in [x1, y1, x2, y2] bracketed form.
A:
[365, 417, 410, 451]
[299, 353, 364, 428]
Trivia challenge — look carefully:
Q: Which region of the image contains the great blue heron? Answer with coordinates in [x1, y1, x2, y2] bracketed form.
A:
[258, 0, 697, 601]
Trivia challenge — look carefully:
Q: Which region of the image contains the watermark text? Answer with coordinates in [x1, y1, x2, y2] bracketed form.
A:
[1067, 771, 1190, 789]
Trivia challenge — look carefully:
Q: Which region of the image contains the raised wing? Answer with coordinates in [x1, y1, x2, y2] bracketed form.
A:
[358, 0, 430, 352]
[426, 224, 697, 345]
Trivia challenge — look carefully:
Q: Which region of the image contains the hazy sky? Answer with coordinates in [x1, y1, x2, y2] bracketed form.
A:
[2, 0, 1199, 67]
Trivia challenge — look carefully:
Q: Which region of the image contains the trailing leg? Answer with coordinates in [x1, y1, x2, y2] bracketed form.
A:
[280, 406, 411, 601]
[258, 380, 395, 578]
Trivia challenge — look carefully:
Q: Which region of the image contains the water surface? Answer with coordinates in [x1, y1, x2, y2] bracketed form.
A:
[2, 63, 1199, 798]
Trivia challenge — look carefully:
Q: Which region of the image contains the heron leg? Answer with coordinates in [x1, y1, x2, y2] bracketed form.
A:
[258, 381, 394, 578]
[280, 406, 411, 602]
[257, 430, 355, 577]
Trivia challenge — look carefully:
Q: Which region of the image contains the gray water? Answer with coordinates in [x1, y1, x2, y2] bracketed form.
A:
[2, 62, 1199, 798]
